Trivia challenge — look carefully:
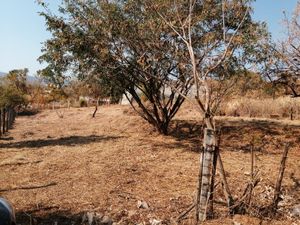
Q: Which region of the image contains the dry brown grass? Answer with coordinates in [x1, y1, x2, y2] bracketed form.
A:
[0, 105, 299, 225]
[223, 96, 300, 119]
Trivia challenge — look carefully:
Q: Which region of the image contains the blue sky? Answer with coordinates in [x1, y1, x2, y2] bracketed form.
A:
[0, 0, 298, 76]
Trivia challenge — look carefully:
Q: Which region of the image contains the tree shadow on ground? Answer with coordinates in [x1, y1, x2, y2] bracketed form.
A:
[163, 118, 300, 154]
[0, 136, 14, 141]
[16, 210, 84, 225]
[0, 135, 122, 149]
[17, 109, 40, 117]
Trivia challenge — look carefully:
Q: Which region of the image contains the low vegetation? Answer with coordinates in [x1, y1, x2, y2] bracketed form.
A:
[1, 0, 300, 224]
[0, 106, 299, 224]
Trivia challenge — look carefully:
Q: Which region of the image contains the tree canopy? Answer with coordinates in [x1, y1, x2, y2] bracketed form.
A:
[38, 0, 268, 133]
[263, 3, 300, 98]
[0, 69, 29, 108]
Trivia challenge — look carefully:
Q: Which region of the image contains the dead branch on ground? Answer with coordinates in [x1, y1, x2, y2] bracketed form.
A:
[0, 182, 58, 192]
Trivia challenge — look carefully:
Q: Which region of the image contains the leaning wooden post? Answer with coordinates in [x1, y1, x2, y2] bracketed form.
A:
[272, 144, 289, 210]
[217, 153, 234, 210]
[198, 128, 216, 222]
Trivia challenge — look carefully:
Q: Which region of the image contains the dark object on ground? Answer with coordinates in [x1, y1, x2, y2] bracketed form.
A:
[0, 198, 16, 225]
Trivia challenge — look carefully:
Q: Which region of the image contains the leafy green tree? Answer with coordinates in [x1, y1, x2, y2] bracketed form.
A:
[0, 69, 29, 108]
[5, 68, 28, 93]
[38, 0, 193, 134]
[0, 86, 27, 108]
[37, 0, 271, 221]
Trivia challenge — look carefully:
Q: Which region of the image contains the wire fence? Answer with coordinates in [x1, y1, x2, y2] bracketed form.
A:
[0, 107, 16, 137]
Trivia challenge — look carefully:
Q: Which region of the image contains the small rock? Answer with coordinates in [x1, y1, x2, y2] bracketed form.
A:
[137, 200, 149, 209]
[291, 204, 300, 217]
[244, 171, 250, 176]
[82, 212, 96, 225]
[128, 210, 136, 217]
[87, 212, 95, 225]
[150, 218, 162, 225]
[233, 222, 241, 225]
[100, 215, 113, 225]
[232, 215, 261, 225]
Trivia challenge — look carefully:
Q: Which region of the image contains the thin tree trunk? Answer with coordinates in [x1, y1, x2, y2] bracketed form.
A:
[92, 105, 98, 118]
[92, 98, 100, 118]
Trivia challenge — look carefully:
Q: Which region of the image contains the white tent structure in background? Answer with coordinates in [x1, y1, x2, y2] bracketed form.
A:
[120, 84, 198, 105]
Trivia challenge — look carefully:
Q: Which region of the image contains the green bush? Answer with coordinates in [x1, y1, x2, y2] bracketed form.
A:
[79, 98, 88, 107]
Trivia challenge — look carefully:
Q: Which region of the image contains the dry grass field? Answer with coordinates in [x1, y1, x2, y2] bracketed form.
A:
[0, 105, 299, 225]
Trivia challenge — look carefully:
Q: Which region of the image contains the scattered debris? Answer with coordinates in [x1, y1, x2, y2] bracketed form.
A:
[137, 200, 149, 209]
[244, 171, 251, 176]
[0, 182, 57, 192]
[82, 212, 113, 225]
[232, 215, 261, 225]
[291, 204, 300, 218]
[101, 215, 113, 225]
[149, 218, 162, 225]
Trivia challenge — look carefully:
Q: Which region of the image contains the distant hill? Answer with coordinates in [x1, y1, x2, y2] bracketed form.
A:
[0, 71, 6, 77]
[0, 71, 39, 83]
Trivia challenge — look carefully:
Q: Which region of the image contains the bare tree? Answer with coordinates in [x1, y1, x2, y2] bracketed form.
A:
[265, 3, 300, 97]
[151, 0, 268, 221]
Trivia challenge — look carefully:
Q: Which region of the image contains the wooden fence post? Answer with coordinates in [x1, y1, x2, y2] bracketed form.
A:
[197, 128, 216, 222]
[5, 107, 9, 132]
[272, 144, 289, 210]
[0, 109, 2, 137]
[7, 108, 11, 129]
[8, 107, 12, 129]
[2, 108, 6, 134]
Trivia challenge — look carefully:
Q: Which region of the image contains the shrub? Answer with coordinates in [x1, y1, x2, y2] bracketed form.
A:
[79, 98, 88, 107]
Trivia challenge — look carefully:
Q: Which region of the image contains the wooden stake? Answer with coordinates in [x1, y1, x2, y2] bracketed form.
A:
[198, 128, 216, 222]
[217, 153, 234, 210]
[273, 144, 289, 210]
[196, 149, 204, 223]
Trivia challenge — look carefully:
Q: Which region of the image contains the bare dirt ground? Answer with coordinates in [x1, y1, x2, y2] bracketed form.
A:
[0, 105, 299, 225]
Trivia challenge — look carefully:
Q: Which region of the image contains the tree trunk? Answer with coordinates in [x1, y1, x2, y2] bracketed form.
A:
[92, 105, 98, 118]
[197, 128, 216, 222]
[157, 120, 169, 135]
[92, 98, 100, 118]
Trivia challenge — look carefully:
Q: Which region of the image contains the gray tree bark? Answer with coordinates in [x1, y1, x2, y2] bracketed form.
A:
[197, 128, 216, 222]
